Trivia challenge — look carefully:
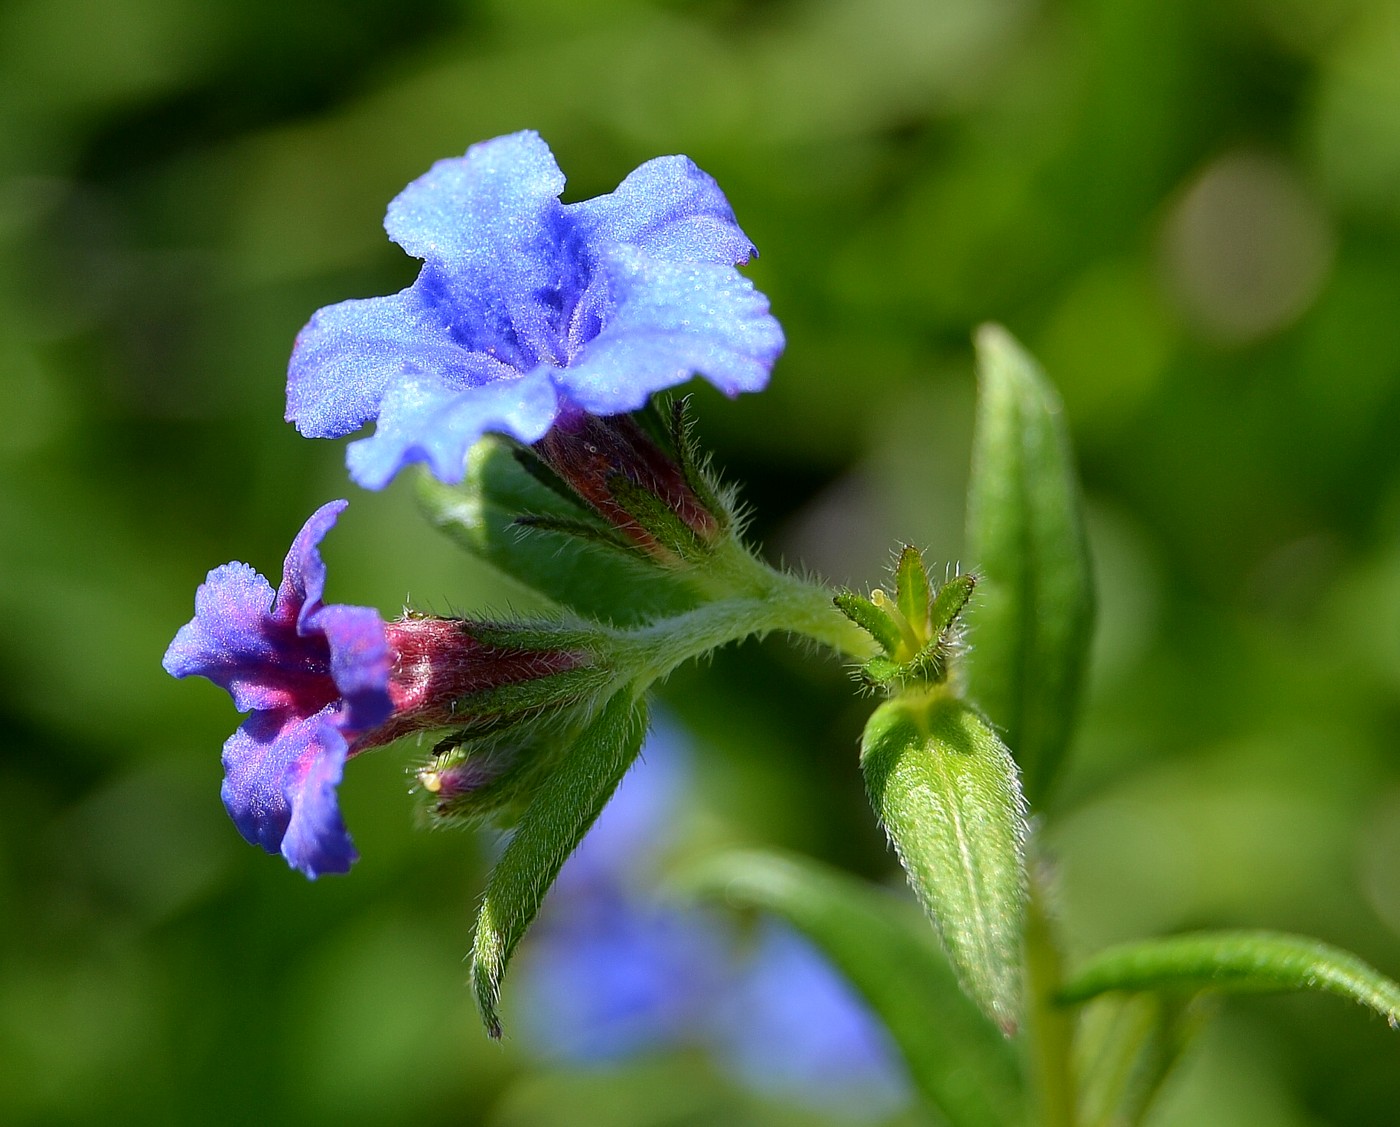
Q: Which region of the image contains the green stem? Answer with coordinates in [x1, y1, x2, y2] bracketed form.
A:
[1025, 863, 1078, 1127]
[615, 560, 877, 683]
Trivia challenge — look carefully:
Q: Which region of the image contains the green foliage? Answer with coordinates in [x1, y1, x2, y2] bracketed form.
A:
[683, 848, 1024, 1127]
[965, 325, 1095, 807]
[470, 691, 648, 1037]
[860, 693, 1027, 1033]
[1060, 930, 1400, 1028]
[1073, 994, 1207, 1127]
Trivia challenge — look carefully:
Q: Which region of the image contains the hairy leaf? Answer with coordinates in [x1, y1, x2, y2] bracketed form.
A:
[965, 324, 1094, 806]
[861, 693, 1028, 1032]
[1060, 930, 1400, 1029]
[470, 691, 649, 1037]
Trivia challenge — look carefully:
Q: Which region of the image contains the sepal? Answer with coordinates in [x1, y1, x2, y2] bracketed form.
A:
[417, 437, 703, 625]
[530, 403, 735, 567]
[836, 546, 976, 691]
[417, 722, 578, 827]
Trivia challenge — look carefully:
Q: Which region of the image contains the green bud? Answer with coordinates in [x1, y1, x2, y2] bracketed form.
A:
[861, 692, 1028, 1033]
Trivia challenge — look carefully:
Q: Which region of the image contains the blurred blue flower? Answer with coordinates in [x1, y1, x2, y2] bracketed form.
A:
[287, 130, 784, 490]
[715, 922, 911, 1122]
[514, 720, 911, 1120]
[163, 500, 391, 878]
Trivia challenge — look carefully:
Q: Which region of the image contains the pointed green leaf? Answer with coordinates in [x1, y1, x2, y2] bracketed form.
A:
[470, 691, 649, 1037]
[683, 848, 1024, 1127]
[965, 324, 1095, 806]
[1060, 930, 1400, 1029]
[416, 438, 700, 625]
[895, 544, 931, 632]
[861, 693, 1028, 1032]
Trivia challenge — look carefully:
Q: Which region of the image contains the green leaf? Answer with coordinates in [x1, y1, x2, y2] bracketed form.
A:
[416, 438, 700, 625]
[1073, 993, 1208, 1127]
[1059, 930, 1400, 1029]
[470, 691, 649, 1037]
[861, 693, 1028, 1032]
[683, 848, 1024, 1127]
[965, 324, 1095, 806]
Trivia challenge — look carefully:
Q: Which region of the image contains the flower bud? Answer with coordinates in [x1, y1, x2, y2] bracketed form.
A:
[531, 404, 726, 564]
[360, 615, 606, 751]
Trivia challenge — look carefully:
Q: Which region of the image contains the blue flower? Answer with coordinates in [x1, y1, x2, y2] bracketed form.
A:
[287, 130, 784, 489]
[163, 500, 392, 878]
[714, 922, 911, 1122]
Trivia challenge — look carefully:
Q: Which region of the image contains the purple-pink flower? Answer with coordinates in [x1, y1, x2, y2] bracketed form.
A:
[165, 501, 603, 878]
[163, 500, 391, 878]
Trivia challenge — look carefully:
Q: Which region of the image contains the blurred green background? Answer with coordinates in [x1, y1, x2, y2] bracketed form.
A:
[4, 0, 1400, 1122]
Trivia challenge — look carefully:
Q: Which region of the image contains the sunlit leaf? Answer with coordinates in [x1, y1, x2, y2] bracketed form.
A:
[861, 693, 1028, 1032]
[964, 324, 1095, 806]
[1060, 930, 1400, 1029]
[470, 691, 649, 1037]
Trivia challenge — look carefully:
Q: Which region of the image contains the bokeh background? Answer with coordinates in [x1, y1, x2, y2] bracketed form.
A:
[4, 0, 1400, 1122]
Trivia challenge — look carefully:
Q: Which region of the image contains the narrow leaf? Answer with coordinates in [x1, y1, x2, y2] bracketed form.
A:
[470, 692, 649, 1037]
[861, 693, 1028, 1032]
[684, 848, 1024, 1127]
[1060, 930, 1400, 1029]
[965, 324, 1094, 805]
[417, 438, 699, 624]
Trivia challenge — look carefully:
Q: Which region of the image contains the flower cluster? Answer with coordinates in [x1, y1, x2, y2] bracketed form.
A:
[167, 133, 782, 876]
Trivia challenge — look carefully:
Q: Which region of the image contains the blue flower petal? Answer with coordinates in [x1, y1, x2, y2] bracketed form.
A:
[288, 132, 783, 489]
[279, 717, 358, 878]
[385, 132, 574, 369]
[163, 562, 287, 714]
[714, 922, 911, 1120]
[276, 498, 344, 628]
[220, 707, 357, 878]
[566, 155, 756, 267]
[287, 289, 482, 441]
[560, 248, 785, 415]
[386, 131, 565, 267]
[345, 367, 558, 488]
